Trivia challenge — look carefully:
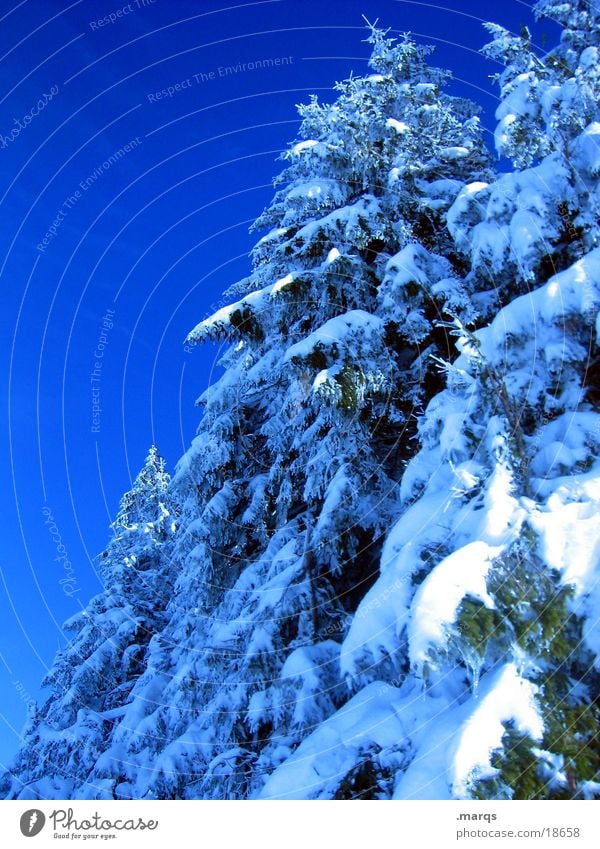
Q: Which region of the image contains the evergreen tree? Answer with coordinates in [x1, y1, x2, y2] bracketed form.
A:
[448, 0, 600, 314]
[1, 446, 177, 800]
[456, 0, 600, 799]
[265, 1, 599, 800]
[103, 26, 490, 800]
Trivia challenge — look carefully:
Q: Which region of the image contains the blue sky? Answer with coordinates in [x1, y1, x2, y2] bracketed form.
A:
[0, 0, 559, 768]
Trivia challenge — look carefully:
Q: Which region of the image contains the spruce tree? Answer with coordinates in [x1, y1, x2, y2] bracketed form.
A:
[448, 0, 600, 312]
[104, 26, 491, 800]
[267, 1, 599, 800]
[1, 446, 176, 800]
[461, 0, 600, 799]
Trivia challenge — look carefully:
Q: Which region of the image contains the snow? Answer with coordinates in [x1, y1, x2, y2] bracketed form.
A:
[286, 178, 347, 210]
[259, 682, 410, 799]
[573, 121, 600, 177]
[379, 243, 459, 329]
[256, 226, 287, 246]
[254, 555, 303, 616]
[529, 468, 600, 663]
[529, 412, 600, 478]
[277, 642, 341, 728]
[580, 780, 600, 800]
[246, 626, 274, 658]
[449, 664, 543, 797]
[262, 662, 543, 801]
[438, 145, 470, 159]
[534, 748, 569, 792]
[408, 542, 498, 672]
[271, 272, 294, 295]
[446, 181, 489, 252]
[290, 139, 318, 156]
[394, 663, 542, 800]
[340, 562, 411, 676]
[509, 208, 545, 265]
[314, 465, 352, 534]
[386, 117, 409, 133]
[451, 247, 600, 416]
[341, 461, 523, 678]
[284, 310, 383, 362]
[494, 74, 537, 156]
[6, 16, 600, 805]
[186, 283, 274, 343]
[448, 155, 575, 276]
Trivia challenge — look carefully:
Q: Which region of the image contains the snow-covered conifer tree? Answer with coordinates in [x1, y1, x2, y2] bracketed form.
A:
[449, 0, 599, 310]
[1, 445, 176, 800]
[264, 1, 599, 800]
[101, 26, 491, 800]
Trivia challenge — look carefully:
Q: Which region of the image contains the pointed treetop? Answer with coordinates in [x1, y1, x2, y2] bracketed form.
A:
[364, 23, 448, 87]
[145, 442, 167, 475]
[114, 444, 170, 530]
[138, 442, 169, 488]
[361, 16, 391, 46]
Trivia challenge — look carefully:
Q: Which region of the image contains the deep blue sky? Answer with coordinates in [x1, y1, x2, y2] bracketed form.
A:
[0, 0, 558, 767]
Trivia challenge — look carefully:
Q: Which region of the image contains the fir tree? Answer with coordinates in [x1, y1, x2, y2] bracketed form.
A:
[260, 3, 599, 800]
[449, 0, 600, 313]
[459, 0, 600, 799]
[105, 26, 491, 800]
[304, 1, 600, 800]
[1, 446, 177, 800]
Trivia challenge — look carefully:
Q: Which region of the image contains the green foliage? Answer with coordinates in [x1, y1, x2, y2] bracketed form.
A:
[474, 723, 545, 800]
[465, 528, 598, 798]
[336, 362, 366, 411]
[487, 538, 573, 660]
[453, 596, 506, 669]
[475, 680, 600, 800]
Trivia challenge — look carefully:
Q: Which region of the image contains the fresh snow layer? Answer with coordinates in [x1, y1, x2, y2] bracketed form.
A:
[259, 682, 411, 799]
[261, 663, 542, 801]
[408, 541, 498, 671]
[285, 310, 383, 361]
[394, 663, 543, 800]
